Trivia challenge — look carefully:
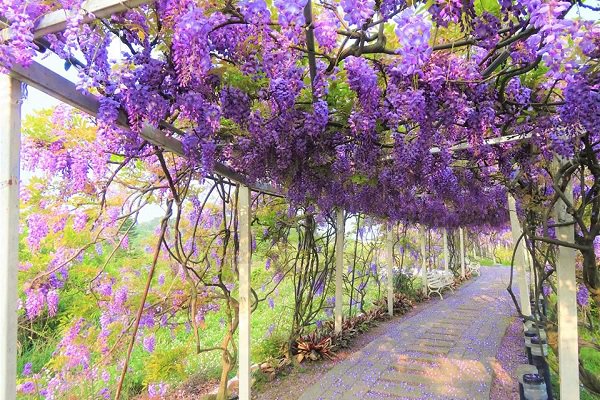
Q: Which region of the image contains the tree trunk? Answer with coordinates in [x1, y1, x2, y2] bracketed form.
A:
[581, 243, 600, 304]
[216, 332, 233, 400]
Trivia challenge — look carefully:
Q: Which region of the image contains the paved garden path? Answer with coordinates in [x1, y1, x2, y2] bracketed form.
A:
[299, 266, 517, 400]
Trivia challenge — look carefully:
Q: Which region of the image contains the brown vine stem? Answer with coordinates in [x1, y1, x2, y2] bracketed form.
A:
[530, 235, 590, 251]
[114, 199, 173, 400]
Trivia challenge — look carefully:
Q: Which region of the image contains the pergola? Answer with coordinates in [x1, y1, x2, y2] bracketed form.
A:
[0, 1, 582, 399]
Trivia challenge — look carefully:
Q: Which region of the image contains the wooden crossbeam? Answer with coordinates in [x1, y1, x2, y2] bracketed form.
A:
[10, 61, 282, 196]
[1, 0, 154, 41]
[429, 132, 533, 154]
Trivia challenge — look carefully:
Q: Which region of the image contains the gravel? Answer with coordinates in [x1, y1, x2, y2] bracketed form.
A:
[489, 317, 528, 400]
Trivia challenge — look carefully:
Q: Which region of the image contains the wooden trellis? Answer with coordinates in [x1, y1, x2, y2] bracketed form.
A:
[0, 1, 581, 399]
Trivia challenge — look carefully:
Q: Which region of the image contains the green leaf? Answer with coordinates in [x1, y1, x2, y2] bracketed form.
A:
[475, 0, 502, 16]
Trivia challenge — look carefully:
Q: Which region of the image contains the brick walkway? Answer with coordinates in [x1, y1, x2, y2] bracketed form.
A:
[299, 267, 516, 400]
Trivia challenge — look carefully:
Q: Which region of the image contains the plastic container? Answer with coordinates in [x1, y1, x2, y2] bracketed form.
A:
[523, 373, 548, 400]
[536, 327, 547, 341]
[530, 336, 548, 357]
[524, 330, 537, 346]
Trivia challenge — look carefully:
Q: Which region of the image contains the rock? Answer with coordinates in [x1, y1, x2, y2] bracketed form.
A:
[227, 376, 239, 392]
[208, 386, 219, 395]
[226, 374, 257, 393]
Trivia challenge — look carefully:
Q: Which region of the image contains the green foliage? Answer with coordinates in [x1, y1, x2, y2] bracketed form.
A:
[327, 78, 356, 117]
[478, 257, 496, 266]
[495, 246, 514, 265]
[144, 346, 188, 383]
[17, 338, 55, 378]
[253, 334, 288, 362]
[474, 0, 501, 16]
[393, 271, 420, 299]
[222, 64, 268, 96]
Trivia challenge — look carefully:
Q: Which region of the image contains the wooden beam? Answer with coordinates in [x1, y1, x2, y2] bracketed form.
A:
[429, 132, 533, 154]
[0, 74, 21, 400]
[1, 0, 154, 41]
[237, 184, 252, 400]
[335, 209, 344, 333]
[9, 61, 282, 197]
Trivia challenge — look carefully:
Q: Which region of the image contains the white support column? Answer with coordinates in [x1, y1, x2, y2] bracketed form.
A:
[525, 247, 535, 293]
[459, 227, 466, 278]
[0, 75, 21, 400]
[554, 180, 580, 399]
[508, 194, 532, 317]
[335, 209, 344, 333]
[385, 224, 394, 316]
[238, 185, 252, 400]
[420, 225, 427, 296]
[443, 228, 449, 271]
[490, 243, 497, 264]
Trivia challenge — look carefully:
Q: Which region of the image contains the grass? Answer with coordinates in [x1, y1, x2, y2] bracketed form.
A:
[580, 315, 600, 400]
[546, 308, 600, 400]
[479, 257, 496, 266]
[549, 364, 600, 400]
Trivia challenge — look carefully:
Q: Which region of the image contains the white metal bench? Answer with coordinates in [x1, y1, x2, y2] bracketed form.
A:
[440, 271, 455, 291]
[426, 270, 455, 299]
[467, 261, 481, 276]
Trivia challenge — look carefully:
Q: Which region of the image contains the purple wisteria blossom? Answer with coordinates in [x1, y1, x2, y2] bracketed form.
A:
[143, 334, 156, 353]
[393, 7, 432, 76]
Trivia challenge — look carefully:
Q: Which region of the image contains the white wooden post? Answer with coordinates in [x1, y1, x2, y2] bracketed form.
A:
[524, 247, 536, 294]
[459, 227, 466, 278]
[508, 194, 532, 317]
[554, 179, 580, 399]
[386, 224, 394, 316]
[335, 209, 344, 333]
[443, 228, 449, 271]
[0, 75, 21, 400]
[238, 185, 252, 400]
[420, 225, 427, 296]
